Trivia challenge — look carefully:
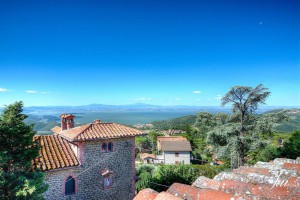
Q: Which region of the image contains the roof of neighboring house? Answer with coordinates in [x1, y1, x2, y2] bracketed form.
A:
[157, 136, 187, 142]
[157, 136, 192, 152]
[160, 140, 192, 151]
[134, 157, 300, 200]
[140, 153, 156, 160]
[34, 135, 80, 171]
[52, 120, 145, 141]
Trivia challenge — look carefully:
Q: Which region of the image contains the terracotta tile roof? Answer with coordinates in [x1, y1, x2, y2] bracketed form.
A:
[55, 121, 145, 141]
[160, 140, 192, 152]
[192, 176, 220, 190]
[134, 157, 300, 200]
[140, 153, 156, 160]
[155, 192, 182, 200]
[34, 135, 80, 171]
[51, 126, 62, 134]
[133, 188, 158, 200]
[157, 136, 192, 152]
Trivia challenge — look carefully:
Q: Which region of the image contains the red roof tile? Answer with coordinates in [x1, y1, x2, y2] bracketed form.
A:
[155, 192, 182, 200]
[140, 153, 156, 160]
[34, 135, 80, 171]
[219, 179, 299, 199]
[168, 183, 234, 200]
[135, 157, 300, 200]
[133, 188, 158, 200]
[192, 176, 220, 190]
[233, 166, 271, 176]
[55, 122, 145, 141]
[283, 163, 300, 175]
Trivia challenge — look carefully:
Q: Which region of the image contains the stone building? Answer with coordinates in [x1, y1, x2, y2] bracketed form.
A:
[157, 136, 192, 165]
[34, 114, 144, 200]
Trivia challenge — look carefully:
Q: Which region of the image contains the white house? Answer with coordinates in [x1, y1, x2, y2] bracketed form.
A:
[157, 136, 192, 164]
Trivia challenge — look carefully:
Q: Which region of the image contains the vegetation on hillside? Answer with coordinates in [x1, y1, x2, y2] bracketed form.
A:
[279, 130, 300, 159]
[136, 164, 228, 192]
[152, 115, 196, 130]
[151, 109, 300, 133]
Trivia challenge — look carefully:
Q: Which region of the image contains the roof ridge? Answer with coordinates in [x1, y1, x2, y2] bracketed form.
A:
[72, 123, 93, 141]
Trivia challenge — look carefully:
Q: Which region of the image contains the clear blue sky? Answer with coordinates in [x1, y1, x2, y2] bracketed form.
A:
[0, 0, 299, 107]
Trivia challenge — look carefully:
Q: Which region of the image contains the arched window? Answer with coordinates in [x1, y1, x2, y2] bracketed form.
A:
[104, 177, 112, 188]
[108, 142, 113, 152]
[65, 176, 75, 195]
[102, 143, 107, 152]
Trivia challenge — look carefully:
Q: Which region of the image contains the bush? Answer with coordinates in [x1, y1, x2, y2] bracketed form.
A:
[279, 130, 300, 159]
[135, 164, 229, 192]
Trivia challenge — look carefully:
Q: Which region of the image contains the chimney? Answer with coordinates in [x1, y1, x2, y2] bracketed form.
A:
[60, 114, 75, 131]
[93, 119, 101, 124]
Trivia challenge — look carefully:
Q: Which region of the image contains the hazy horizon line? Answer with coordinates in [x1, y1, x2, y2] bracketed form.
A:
[0, 102, 300, 108]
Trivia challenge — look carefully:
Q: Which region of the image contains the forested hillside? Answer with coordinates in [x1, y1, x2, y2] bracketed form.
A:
[264, 109, 300, 133]
[25, 115, 60, 131]
[152, 109, 300, 133]
[152, 115, 196, 130]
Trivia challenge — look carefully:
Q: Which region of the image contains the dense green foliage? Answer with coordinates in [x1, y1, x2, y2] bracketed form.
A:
[136, 164, 228, 192]
[0, 102, 48, 199]
[201, 85, 291, 168]
[279, 130, 300, 159]
[152, 109, 300, 133]
[135, 132, 163, 155]
[152, 115, 196, 130]
[217, 84, 271, 167]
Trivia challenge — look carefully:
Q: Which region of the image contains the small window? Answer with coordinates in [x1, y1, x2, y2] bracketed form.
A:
[102, 143, 107, 152]
[108, 142, 113, 152]
[65, 176, 75, 195]
[104, 177, 112, 189]
[175, 152, 179, 157]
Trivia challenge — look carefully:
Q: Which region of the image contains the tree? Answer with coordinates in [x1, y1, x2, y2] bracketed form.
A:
[220, 84, 270, 167]
[0, 101, 48, 199]
[194, 112, 215, 134]
[280, 130, 300, 159]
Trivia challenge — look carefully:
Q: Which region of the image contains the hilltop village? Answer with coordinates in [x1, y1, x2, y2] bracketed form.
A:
[1, 87, 300, 200]
[31, 113, 300, 200]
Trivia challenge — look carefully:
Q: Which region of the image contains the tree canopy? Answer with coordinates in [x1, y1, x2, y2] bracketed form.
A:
[279, 130, 300, 159]
[0, 101, 48, 199]
[199, 84, 289, 168]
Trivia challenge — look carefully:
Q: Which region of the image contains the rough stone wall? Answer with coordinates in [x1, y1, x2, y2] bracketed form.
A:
[164, 151, 190, 164]
[44, 137, 135, 200]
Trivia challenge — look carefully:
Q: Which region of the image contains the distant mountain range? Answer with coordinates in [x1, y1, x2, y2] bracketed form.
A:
[1, 103, 298, 132]
[1, 103, 297, 115]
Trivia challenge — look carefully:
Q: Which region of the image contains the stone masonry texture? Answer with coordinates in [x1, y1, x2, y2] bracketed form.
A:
[43, 137, 135, 200]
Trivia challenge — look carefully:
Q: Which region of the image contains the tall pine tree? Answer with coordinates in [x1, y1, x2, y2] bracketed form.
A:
[204, 84, 289, 168]
[0, 101, 48, 199]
